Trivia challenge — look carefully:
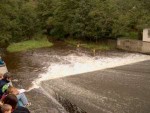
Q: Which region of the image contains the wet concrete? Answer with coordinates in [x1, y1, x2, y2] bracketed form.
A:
[42, 60, 150, 113]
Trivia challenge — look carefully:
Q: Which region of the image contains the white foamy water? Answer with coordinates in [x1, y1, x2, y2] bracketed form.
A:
[32, 53, 150, 88]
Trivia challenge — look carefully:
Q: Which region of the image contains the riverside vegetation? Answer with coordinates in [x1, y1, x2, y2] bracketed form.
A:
[7, 38, 53, 52]
[0, 0, 150, 52]
[65, 39, 114, 51]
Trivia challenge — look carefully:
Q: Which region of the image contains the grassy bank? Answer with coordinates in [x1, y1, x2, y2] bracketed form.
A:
[65, 39, 116, 51]
[7, 38, 53, 52]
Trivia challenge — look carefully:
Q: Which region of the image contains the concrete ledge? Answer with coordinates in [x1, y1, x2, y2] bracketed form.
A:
[0, 65, 8, 74]
[42, 60, 150, 113]
[117, 39, 150, 54]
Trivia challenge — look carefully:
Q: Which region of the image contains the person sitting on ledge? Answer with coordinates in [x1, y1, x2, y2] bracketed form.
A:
[0, 72, 31, 107]
[0, 72, 13, 97]
[3, 86, 31, 107]
[2, 94, 30, 113]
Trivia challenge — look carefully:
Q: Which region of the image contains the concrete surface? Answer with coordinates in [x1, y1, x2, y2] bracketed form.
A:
[42, 60, 150, 113]
[0, 65, 8, 74]
[117, 39, 150, 54]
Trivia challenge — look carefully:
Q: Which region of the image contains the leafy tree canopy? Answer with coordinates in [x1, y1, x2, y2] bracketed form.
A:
[0, 0, 150, 47]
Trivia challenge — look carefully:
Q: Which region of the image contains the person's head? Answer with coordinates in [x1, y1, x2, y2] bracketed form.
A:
[1, 104, 12, 113]
[6, 86, 18, 95]
[2, 94, 18, 110]
[3, 73, 12, 82]
[0, 73, 3, 80]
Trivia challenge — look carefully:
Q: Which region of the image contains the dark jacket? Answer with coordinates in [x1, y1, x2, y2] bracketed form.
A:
[12, 106, 30, 113]
[0, 79, 9, 96]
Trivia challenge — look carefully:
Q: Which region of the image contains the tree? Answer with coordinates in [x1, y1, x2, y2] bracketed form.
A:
[0, 0, 40, 47]
[1, 0, 150, 47]
[112, 0, 150, 39]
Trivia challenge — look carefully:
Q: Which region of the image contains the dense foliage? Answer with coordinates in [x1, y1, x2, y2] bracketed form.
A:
[0, 0, 39, 47]
[0, 0, 150, 46]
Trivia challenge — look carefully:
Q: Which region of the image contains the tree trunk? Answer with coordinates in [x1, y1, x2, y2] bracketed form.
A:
[138, 30, 142, 40]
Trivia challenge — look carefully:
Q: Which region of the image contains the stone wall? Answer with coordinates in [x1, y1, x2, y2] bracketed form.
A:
[107, 39, 117, 47]
[117, 39, 150, 54]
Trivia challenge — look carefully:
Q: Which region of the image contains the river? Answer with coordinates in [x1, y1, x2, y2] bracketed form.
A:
[3, 42, 150, 113]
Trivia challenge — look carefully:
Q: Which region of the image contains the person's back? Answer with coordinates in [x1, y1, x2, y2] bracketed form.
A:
[0, 73, 7, 97]
[1, 72, 13, 95]
[12, 106, 30, 113]
[0, 73, 12, 97]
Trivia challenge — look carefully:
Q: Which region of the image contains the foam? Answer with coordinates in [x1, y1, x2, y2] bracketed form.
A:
[32, 53, 150, 88]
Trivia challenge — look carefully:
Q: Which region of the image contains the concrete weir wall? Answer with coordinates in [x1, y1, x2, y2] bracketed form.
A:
[117, 39, 150, 54]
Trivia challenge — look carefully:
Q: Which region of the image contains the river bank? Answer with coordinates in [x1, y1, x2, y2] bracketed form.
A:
[6, 38, 53, 53]
[6, 38, 117, 53]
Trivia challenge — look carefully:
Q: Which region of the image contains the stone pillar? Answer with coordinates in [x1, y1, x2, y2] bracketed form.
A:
[143, 28, 150, 42]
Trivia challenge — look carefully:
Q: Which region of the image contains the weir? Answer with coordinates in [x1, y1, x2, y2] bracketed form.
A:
[2, 46, 150, 113]
[32, 51, 150, 113]
[40, 83, 86, 113]
[33, 52, 150, 83]
[41, 59, 150, 113]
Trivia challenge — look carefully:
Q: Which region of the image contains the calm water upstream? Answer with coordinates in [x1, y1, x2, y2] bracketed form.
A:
[3, 42, 150, 113]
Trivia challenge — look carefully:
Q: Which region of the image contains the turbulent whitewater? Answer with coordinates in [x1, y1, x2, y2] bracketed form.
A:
[33, 52, 150, 87]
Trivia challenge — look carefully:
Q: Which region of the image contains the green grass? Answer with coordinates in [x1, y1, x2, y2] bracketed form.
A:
[65, 39, 115, 51]
[7, 38, 53, 52]
[122, 32, 139, 40]
[82, 43, 111, 50]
